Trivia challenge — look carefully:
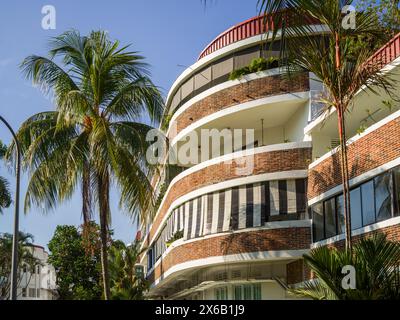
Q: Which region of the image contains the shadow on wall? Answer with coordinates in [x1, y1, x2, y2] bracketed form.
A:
[308, 143, 379, 198]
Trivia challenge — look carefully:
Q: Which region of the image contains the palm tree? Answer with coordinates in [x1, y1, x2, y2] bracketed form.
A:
[0, 232, 40, 300]
[108, 241, 148, 300]
[8, 30, 164, 299]
[291, 234, 400, 299]
[258, 0, 396, 251]
[0, 141, 12, 214]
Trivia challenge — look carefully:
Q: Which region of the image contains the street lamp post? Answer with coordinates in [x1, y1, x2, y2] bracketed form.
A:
[0, 115, 21, 301]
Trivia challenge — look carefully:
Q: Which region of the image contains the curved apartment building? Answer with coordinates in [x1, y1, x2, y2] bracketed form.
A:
[139, 16, 400, 300]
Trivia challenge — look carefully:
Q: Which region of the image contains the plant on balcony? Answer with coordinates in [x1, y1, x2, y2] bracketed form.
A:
[166, 230, 184, 248]
[229, 57, 279, 80]
[290, 234, 400, 300]
[260, 0, 397, 252]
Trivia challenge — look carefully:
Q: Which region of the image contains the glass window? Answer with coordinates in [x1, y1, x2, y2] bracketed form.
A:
[29, 288, 36, 298]
[22, 288, 27, 297]
[336, 195, 346, 234]
[243, 285, 252, 300]
[312, 202, 324, 242]
[36, 289, 40, 298]
[234, 286, 243, 300]
[375, 173, 393, 222]
[215, 287, 228, 300]
[361, 181, 376, 226]
[253, 284, 262, 300]
[350, 188, 363, 230]
[324, 198, 337, 238]
[394, 167, 400, 216]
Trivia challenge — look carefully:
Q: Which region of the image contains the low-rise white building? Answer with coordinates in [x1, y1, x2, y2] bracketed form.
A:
[18, 245, 57, 300]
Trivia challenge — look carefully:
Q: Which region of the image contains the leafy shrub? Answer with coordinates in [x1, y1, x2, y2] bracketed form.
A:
[229, 57, 279, 80]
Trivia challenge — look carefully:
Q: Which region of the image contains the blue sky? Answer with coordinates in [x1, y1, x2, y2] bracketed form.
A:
[0, 0, 259, 248]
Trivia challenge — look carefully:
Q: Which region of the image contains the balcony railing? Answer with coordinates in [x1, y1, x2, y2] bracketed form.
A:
[198, 13, 320, 60]
[367, 32, 400, 69]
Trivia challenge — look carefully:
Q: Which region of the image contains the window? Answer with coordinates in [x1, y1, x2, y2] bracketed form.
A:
[375, 173, 393, 222]
[395, 167, 400, 216]
[147, 248, 154, 270]
[311, 166, 400, 242]
[361, 181, 375, 226]
[253, 284, 262, 300]
[21, 288, 27, 298]
[312, 203, 324, 242]
[350, 188, 362, 230]
[324, 198, 337, 238]
[29, 288, 36, 298]
[234, 286, 243, 300]
[36, 289, 40, 299]
[336, 195, 345, 234]
[233, 284, 261, 300]
[215, 287, 228, 300]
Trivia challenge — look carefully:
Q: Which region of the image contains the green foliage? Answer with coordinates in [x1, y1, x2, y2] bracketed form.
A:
[229, 57, 279, 80]
[291, 234, 400, 300]
[357, 0, 400, 35]
[0, 140, 11, 214]
[108, 241, 149, 300]
[166, 230, 184, 247]
[0, 232, 40, 300]
[10, 30, 165, 299]
[48, 225, 102, 300]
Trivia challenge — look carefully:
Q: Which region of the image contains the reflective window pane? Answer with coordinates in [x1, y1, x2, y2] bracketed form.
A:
[336, 195, 346, 234]
[361, 181, 376, 226]
[394, 167, 400, 216]
[324, 198, 337, 238]
[350, 188, 363, 230]
[375, 173, 392, 222]
[312, 203, 324, 242]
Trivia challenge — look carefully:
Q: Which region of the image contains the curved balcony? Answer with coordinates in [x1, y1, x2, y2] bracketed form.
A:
[147, 222, 312, 289]
[143, 142, 312, 253]
[167, 70, 311, 142]
[165, 15, 326, 116]
[198, 14, 321, 61]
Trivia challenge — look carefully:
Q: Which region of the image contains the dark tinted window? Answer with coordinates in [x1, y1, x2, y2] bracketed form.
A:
[395, 167, 400, 216]
[375, 173, 392, 222]
[336, 195, 346, 234]
[312, 202, 324, 242]
[350, 188, 363, 230]
[361, 181, 376, 226]
[324, 198, 337, 238]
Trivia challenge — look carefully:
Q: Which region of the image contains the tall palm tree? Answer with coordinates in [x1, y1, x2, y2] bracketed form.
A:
[291, 234, 400, 299]
[0, 141, 11, 214]
[8, 30, 164, 299]
[258, 0, 396, 251]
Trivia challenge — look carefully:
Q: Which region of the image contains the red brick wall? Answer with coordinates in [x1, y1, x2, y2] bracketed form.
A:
[144, 147, 312, 247]
[147, 227, 312, 284]
[169, 73, 310, 141]
[308, 116, 400, 199]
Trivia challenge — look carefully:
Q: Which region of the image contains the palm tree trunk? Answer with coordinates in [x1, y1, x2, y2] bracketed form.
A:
[98, 171, 111, 300]
[337, 106, 352, 252]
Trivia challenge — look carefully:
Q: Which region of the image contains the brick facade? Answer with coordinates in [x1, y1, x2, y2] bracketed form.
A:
[169, 73, 310, 141]
[148, 227, 312, 284]
[308, 116, 400, 200]
[144, 147, 312, 248]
